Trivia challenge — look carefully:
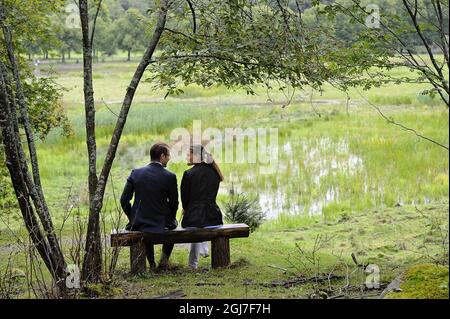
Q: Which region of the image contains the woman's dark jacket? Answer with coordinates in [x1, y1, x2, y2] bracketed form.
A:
[180, 162, 223, 228]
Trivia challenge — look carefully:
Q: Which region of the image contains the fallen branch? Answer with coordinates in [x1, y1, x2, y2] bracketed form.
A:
[328, 294, 345, 299]
[195, 282, 225, 286]
[254, 274, 345, 288]
[379, 274, 403, 299]
[351, 252, 367, 270]
[267, 264, 289, 272]
[151, 289, 186, 299]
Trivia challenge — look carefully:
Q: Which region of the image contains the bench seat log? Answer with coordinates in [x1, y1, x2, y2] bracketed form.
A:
[111, 223, 249, 246]
[111, 223, 249, 272]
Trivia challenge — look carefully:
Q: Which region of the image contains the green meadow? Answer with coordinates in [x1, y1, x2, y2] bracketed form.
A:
[0, 57, 448, 299]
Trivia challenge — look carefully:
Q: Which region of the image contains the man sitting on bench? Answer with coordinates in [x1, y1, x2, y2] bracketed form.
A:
[120, 142, 178, 270]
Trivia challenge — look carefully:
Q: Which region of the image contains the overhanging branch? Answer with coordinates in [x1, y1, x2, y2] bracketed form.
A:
[90, 0, 103, 48]
[185, 0, 197, 34]
[356, 89, 449, 151]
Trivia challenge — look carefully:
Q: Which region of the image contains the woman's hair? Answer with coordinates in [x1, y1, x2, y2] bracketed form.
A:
[190, 144, 213, 164]
[190, 144, 224, 182]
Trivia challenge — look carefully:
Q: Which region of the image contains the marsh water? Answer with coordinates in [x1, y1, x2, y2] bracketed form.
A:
[214, 134, 438, 219]
[215, 137, 366, 218]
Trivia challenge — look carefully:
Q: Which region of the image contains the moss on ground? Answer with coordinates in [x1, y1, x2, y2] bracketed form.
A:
[386, 264, 449, 299]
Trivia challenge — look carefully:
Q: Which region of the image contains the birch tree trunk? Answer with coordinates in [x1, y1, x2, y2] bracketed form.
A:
[80, 0, 170, 283]
[0, 4, 67, 292]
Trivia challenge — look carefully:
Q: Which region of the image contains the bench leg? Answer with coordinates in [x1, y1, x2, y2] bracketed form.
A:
[130, 238, 146, 274]
[211, 237, 230, 269]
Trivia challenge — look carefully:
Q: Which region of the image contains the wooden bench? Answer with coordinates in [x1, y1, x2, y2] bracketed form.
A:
[111, 223, 250, 274]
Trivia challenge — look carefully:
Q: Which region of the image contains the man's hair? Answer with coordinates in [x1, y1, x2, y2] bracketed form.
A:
[150, 142, 170, 161]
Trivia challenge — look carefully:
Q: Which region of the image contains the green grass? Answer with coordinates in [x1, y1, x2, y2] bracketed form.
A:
[113, 203, 448, 298]
[1, 203, 447, 298]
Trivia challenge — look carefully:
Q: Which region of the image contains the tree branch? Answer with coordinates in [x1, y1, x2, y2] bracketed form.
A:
[432, 0, 449, 69]
[164, 27, 201, 44]
[185, 0, 196, 34]
[356, 89, 449, 151]
[402, 0, 449, 95]
[90, 0, 103, 49]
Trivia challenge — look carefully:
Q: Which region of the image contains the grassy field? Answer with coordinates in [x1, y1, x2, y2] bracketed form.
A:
[0, 57, 448, 299]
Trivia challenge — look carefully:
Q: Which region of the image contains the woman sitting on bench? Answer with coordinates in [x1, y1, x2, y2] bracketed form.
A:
[180, 144, 224, 269]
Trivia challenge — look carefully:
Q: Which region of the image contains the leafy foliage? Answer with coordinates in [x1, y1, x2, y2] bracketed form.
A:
[0, 0, 72, 217]
[15, 0, 447, 107]
[112, 8, 151, 60]
[314, 0, 449, 105]
[1, 0, 73, 135]
[148, 0, 401, 98]
[24, 77, 73, 139]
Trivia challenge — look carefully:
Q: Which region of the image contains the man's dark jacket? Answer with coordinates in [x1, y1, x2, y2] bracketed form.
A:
[180, 162, 223, 228]
[120, 162, 178, 233]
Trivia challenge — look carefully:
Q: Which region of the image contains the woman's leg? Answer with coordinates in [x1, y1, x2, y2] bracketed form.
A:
[189, 243, 201, 269]
[187, 226, 221, 267]
[199, 241, 209, 257]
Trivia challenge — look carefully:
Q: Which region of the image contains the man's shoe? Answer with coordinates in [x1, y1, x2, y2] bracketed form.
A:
[158, 253, 170, 271]
[156, 264, 169, 272]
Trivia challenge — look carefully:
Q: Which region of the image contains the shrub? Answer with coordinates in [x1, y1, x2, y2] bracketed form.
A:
[223, 189, 266, 232]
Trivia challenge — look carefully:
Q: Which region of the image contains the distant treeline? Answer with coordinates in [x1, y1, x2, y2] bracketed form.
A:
[24, 0, 448, 63]
[25, 0, 158, 62]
